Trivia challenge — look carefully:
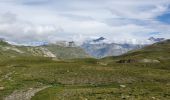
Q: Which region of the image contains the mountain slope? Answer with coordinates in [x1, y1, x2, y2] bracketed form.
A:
[42, 44, 90, 59]
[82, 37, 167, 58]
[120, 39, 170, 59]
[0, 40, 89, 59]
[101, 39, 170, 65]
[82, 42, 143, 58]
[0, 40, 170, 100]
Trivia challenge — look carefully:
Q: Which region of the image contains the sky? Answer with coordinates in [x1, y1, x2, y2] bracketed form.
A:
[0, 0, 170, 44]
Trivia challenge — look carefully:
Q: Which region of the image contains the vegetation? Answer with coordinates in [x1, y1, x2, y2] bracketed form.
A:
[44, 44, 90, 59]
[0, 41, 89, 60]
[0, 40, 170, 100]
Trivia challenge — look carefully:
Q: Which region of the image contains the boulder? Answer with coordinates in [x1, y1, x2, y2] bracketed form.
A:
[116, 59, 137, 63]
[140, 59, 160, 63]
[0, 87, 5, 90]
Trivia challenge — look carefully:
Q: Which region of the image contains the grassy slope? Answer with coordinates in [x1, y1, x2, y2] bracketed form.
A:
[0, 40, 170, 100]
[100, 40, 170, 64]
[0, 41, 89, 59]
[0, 41, 46, 59]
[118, 39, 170, 59]
[43, 44, 90, 59]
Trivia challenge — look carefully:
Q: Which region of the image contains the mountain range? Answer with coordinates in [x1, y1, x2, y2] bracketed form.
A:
[81, 37, 165, 58]
[0, 37, 170, 100]
[0, 37, 166, 59]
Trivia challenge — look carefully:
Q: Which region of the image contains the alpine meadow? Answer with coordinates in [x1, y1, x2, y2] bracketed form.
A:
[0, 0, 170, 100]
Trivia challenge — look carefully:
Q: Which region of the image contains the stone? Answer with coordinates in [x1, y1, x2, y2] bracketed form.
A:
[0, 87, 5, 90]
[120, 85, 126, 88]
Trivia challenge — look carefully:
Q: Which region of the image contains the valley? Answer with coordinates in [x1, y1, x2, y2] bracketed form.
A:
[0, 0, 170, 100]
[0, 40, 169, 100]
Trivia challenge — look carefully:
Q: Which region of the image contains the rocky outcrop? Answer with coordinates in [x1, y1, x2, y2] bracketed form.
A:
[139, 59, 160, 63]
[39, 47, 56, 58]
[116, 59, 160, 63]
[116, 59, 137, 63]
[4, 86, 49, 100]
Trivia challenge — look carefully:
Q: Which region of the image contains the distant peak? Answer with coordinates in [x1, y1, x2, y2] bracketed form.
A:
[148, 37, 165, 42]
[93, 37, 105, 42]
[148, 37, 155, 40]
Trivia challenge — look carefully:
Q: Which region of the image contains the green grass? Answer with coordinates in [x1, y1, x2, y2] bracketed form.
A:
[0, 40, 170, 99]
[32, 82, 170, 100]
[0, 56, 169, 100]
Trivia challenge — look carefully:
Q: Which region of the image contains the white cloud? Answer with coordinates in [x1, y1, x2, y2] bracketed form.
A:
[0, 0, 170, 44]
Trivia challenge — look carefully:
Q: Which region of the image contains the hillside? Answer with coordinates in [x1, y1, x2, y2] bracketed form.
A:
[102, 39, 170, 62]
[122, 39, 170, 58]
[98, 40, 170, 70]
[43, 44, 90, 59]
[0, 40, 89, 59]
[0, 40, 169, 100]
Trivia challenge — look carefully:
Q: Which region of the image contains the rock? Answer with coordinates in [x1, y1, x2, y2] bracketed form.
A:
[68, 41, 76, 47]
[0, 87, 5, 90]
[140, 59, 160, 63]
[117, 58, 160, 64]
[4, 86, 49, 100]
[152, 60, 160, 63]
[117, 59, 137, 63]
[120, 85, 126, 88]
[39, 47, 56, 58]
[121, 95, 126, 99]
[97, 62, 107, 66]
[121, 95, 130, 99]
[151, 97, 156, 99]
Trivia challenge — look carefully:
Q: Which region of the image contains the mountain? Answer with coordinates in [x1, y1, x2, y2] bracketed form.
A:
[23, 41, 49, 46]
[1, 37, 166, 59]
[121, 39, 170, 59]
[0, 40, 89, 59]
[93, 37, 105, 42]
[42, 44, 90, 59]
[81, 37, 144, 58]
[1, 39, 170, 100]
[148, 37, 165, 43]
[102, 39, 170, 64]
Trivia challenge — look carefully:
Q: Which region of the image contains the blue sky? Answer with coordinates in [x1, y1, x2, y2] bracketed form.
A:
[0, 0, 170, 44]
[157, 11, 170, 24]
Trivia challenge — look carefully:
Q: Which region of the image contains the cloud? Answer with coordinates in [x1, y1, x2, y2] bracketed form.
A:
[0, 0, 170, 44]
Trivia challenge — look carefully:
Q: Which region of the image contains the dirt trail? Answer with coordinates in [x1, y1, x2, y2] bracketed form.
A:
[4, 86, 49, 100]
